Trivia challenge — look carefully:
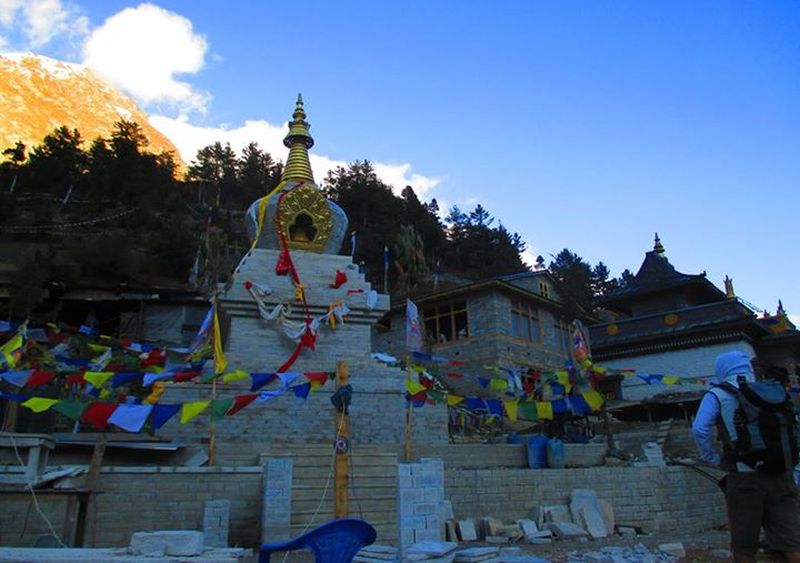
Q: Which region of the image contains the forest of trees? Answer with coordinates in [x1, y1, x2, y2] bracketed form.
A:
[0, 121, 628, 320]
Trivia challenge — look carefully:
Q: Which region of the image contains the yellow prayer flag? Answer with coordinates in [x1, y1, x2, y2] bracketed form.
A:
[535, 401, 554, 420]
[99, 388, 112, 399]
[593, 365, 608, 375]
[662, 376, 680, 385]
[409, 364, 425, 374]
[213, 308, 228, 375]
[583, 390, 604, 411]
[555, 371, 572, 393]
[503, 398, 519, 421]
[489, 378, 508, 392]
[84, 371, 114, 387]
[223, 370, 249, 384]
[406, 379, 427, 395]
[446, 394, 464, 406]
[21, 397, 59, 413]
[1, 332, 24, 368]
[180, 401, 210, 424]
[145, 382, 165, 404]
[88, 344, 110, 353]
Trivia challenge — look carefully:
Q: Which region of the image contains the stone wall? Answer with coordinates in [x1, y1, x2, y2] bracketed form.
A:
[445, 465, 727, 533]
[0, 462, 725, 549]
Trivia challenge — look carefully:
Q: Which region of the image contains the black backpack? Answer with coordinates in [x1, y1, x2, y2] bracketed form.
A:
[716, 380, 799, 473]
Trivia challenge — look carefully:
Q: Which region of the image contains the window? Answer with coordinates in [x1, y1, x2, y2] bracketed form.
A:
[539, 281, 549, 299]
[511, 300, 540, 342]
[553, 321, 570, 352]
[553, 320, 571, 352]
[423, 301, 468, 343]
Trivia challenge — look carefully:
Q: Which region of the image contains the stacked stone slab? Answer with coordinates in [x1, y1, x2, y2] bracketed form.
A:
[397, 458, 445, 559]
[157, 250, 448, 446]
[202, 500, 230, 547]
[261, 456, 293, 542]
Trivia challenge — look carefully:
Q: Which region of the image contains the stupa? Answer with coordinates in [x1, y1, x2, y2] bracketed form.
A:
[159, 96, 448, 447]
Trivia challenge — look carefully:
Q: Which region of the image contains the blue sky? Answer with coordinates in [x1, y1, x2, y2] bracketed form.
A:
[2, 1, 799, 321]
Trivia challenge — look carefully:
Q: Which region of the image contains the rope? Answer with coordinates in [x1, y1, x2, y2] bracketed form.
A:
[0, 208, 135, 232]
[6, 433, 68, 547]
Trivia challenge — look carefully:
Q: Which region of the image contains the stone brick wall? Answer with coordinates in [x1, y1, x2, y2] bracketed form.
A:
[0, 459, 725, 549]
[445, 465, 726, 533]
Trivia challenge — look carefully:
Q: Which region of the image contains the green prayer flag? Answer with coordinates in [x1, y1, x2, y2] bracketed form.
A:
[54, 401, 89, 420]
[518, 401, 538, 421]
[211, 397, 234, 421]
[428, 390, 445, 404]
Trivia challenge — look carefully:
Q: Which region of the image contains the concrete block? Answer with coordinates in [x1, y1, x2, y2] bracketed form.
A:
[570, 489, 608, 539]
[129, 530, 204, 557]
[457, 520, 478, 541]
[658, 542, 686, 558]
[545, 521, 589, 539]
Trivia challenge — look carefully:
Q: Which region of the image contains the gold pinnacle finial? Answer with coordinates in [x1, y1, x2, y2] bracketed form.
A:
[281, 93, 315, 183]
[653, 233, 664, 254]
[724, 275, 735, 298]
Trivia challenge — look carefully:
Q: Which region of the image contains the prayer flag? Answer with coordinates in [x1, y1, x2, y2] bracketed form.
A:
[503, 398, 519, 421]
[180, 401, 210, 424]
[486, 399, 503, 417]
[82, 402, 117, 429]
[21, 397, 59, 413]
[84, 371, 114, 388]
[211, 398, 234, 421]
[1, 370, 31, 387]
[518, 401, 538, 421]
[535, 401, 554, 420]
[152, 404, 180, 429]
[228, 393, 259, 415]
[405, 299, 423, 352]
[54, 401, 88, 420]
[406, 379, 428, 395]
[250, 372, 277, 391]
[108, 404, 153, 432]
[223, 370, 249, 384]
[583, 390, 604, 411]
[293, 383, 311, 399]
[213, 307, 227, 375]
[446, 394, 464, 406]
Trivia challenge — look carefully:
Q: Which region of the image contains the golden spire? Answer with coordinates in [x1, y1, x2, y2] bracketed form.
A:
[653, 233, 664, 254]
[281, 94, 315, 183]
[724, 275, 735, 298]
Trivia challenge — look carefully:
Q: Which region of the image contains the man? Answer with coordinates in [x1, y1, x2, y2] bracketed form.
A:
[692, 350, 800, 563]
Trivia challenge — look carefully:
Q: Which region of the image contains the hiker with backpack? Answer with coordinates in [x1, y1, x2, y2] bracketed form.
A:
[692, 350, 800, 563]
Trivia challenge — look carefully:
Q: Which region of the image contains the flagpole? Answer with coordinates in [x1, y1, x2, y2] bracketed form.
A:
[404, 352, 413, 462]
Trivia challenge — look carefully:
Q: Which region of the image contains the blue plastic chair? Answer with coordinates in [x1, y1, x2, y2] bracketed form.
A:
[258, 518, 377, 563]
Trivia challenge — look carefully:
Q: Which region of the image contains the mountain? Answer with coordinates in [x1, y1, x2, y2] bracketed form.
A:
[0, 52, 184, 172]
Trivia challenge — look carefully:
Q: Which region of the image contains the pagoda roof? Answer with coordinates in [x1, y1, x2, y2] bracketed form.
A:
[603, 235, 725, 306]
[589, 299, 764, 359]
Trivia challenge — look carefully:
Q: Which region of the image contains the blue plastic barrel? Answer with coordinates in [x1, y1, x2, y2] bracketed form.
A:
[527, 434, 548, 468]
[547, 438, 565, 469]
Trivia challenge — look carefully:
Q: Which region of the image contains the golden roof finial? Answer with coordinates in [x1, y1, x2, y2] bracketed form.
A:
[724, 275, 735, 298]
[281, 93, 315, 183]
[653, 233, 664, 254]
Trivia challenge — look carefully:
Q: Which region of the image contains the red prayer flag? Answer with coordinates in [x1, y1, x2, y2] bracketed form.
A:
[446, 372, 464, 379]
[26, 370, 55, 388]
[81, 402, 117, 430]
[66, 373, 86, 386]
[226, 393, 259, 416]
[174, 372, 200, 382]
[304, 372, 329, 386]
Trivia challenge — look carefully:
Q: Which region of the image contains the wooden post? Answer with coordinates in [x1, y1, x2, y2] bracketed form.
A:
[334, 360, 349, 518]
[208, 377, 217, 466]
[404, 399, 413, 462]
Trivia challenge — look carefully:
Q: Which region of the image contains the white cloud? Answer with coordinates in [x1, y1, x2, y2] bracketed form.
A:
[148, 113, 440, 197]
[82, 3, 209, 114]
[0, 0, 85, 48]
[0, 0, 22, 27]
[373, 162, 439, 198]
[790, 314, 800, 328]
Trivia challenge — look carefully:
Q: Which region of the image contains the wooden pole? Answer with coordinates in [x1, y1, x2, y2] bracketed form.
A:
[403, 358, 413, 461]
[208, 377, 217, 466]
[334, 360, 350, 519]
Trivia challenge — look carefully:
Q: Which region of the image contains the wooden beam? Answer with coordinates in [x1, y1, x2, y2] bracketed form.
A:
[334, 360, 349, 519]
